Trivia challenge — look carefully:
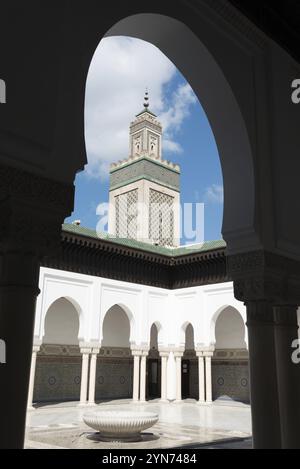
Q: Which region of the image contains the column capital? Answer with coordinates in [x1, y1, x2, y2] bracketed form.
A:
[203, 350, 214, 358]
[80, 347, 92, 355]
[173, 348, 184, 358]
[131, 348, 143, 357]
[197, 345, 215, 357]
[89, 342, 101, 355]
[228, 250, 300, 304]
[79, 341, 97, 352]
[159, 348, 171, 357]
[131, 345, 149, 356]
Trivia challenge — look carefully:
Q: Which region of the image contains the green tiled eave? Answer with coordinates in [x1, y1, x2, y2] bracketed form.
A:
[62, 224, 226, 257]
[110, 156, 180, 175]
[109, 175, 180, 193]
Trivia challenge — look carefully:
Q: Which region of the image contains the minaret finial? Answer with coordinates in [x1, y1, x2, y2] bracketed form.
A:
[144, 88, 149, 110]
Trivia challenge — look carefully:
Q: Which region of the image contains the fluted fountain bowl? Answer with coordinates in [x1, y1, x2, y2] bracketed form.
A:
[83, 411, 159, 442]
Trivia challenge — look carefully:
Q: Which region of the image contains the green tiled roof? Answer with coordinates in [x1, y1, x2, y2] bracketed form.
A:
[135, 108, 157, 118]
[62, 224, 226, 257]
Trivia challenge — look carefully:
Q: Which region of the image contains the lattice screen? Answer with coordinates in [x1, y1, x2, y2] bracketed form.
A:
[149, 189, 174, 246]
[115, 190, 138, 239]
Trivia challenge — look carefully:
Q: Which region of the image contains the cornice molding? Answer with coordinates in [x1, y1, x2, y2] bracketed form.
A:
[44, 231, 228, 290]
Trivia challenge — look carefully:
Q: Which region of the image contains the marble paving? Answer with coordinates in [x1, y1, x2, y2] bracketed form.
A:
[25, 399, 252, 449]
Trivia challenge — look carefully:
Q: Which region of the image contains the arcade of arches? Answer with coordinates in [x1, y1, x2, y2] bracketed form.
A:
[29, 297, 250, 407]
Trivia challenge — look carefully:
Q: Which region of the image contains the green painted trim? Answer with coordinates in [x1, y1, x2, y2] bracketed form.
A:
[109, 175, 180, 193]
[62, 223, 226, 257]
[110, 156, 180, 175]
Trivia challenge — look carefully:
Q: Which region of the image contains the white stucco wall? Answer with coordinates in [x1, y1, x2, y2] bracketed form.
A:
[35, 267, 248, 399]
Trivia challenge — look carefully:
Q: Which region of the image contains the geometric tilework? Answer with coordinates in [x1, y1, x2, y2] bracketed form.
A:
[95, 358, 133, 400]
[33, 358, 81, 403]
[149, 189, 174, 246]
[212, 362, 250, 403]
[115, 190, 138, 239]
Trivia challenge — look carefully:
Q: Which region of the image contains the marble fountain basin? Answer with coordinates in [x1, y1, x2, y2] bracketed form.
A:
[83, 411, 159, 442]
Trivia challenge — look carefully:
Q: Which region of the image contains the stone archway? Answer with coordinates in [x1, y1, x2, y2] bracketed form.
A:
[96, 304, 133, 401]
[34, 298, 81, 404]
[212, 306, 249, 403]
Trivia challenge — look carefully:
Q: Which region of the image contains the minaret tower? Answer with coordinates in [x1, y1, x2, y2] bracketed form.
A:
[108, 91, 180, 247]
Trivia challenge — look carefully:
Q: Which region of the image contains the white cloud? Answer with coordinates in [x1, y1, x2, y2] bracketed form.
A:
[163, 140, 183, 154]
[204, 185, 224, 205]
[84, 36, 196, 179]
[160, 83, 197, 134]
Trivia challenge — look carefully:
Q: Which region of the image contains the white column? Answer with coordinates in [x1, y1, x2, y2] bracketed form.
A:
[196, 351, 205, 404]
[203, 347, 214, 404]
[160, 351, 169, 402]
[132, 350, 141, 402]
[174, 352, 183, 402]
[88, 347, 100, 405]
[274, 305, 300, 449]
[139, 351, 148, 403]
[246, 301, 282, 449]
[79, 347, 91, 406]
[27, 345, 40, 410]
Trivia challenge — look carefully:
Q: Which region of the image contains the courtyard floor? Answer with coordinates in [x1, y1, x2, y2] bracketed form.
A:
[25, 399, 252, 449]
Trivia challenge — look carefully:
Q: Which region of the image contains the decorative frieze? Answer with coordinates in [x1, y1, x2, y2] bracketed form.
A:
[228, 250, 300, 304]
[213, 349, 249, 361]
[99, 346, 131, 358]
[110, 158, 180, 192]
[39, 344, 80, 357]
[130, 118, 162, 135]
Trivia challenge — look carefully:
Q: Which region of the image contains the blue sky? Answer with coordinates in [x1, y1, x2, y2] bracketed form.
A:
[66, 37, 224, 243]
